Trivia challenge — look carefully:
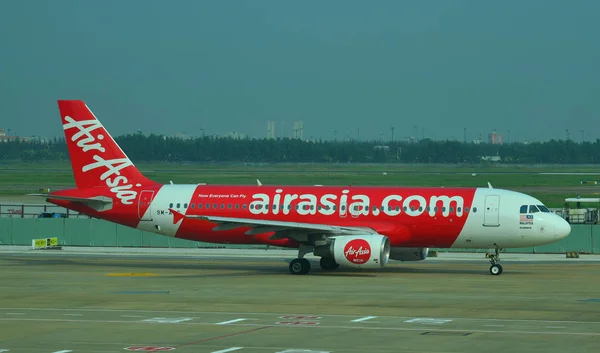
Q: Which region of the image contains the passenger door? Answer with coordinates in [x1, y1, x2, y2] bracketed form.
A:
[483, 195, 500, 227]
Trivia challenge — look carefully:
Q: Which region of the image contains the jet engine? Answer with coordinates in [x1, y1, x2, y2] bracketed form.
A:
[389, 247, 429, 261]
[313, 234, 391, 268]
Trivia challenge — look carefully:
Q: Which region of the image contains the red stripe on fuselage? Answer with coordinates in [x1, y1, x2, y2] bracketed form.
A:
[171, 185, 476, 248]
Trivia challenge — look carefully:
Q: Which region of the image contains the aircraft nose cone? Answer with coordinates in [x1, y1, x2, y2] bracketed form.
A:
[554, 218, 571, 240]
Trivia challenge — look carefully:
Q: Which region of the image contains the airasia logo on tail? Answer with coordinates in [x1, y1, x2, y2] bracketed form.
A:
[63, 114, 139, 205]
[344, 239, 371, 264]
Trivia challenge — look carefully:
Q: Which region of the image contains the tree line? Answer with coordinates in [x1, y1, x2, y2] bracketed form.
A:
[2, 134, 600, 164]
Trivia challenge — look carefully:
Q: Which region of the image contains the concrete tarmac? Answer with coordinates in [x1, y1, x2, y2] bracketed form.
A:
[0, 248, 599, 353]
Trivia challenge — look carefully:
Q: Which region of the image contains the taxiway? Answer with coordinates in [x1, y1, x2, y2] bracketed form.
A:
[0, 248, 598, 353]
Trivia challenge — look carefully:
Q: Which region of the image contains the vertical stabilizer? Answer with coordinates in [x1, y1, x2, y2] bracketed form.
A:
[57, 100, 156, 204]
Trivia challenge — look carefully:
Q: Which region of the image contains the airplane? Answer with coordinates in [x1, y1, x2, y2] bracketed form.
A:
[35, 100, 571, 276]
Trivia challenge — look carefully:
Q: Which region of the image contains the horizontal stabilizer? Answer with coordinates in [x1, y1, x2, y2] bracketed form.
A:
[27, 194, 113, 211]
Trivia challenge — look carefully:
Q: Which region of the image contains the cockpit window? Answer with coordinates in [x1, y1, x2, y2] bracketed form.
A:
[537, 205, 550, 213]
[519, 205, 528, 214]
[529, 205, 540, 213]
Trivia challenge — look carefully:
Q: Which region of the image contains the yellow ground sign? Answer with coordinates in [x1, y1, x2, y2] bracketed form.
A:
[31, 237, 59, 249]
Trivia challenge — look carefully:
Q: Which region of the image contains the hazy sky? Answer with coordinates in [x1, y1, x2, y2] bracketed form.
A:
[1, 0, 598, 142]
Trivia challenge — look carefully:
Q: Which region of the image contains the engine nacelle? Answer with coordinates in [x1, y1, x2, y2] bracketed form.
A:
[389, 247, 429, 261]
[313, 234, 391, 268]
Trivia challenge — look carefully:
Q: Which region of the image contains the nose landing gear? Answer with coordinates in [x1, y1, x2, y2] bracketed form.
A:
[487, 246, 503, 275]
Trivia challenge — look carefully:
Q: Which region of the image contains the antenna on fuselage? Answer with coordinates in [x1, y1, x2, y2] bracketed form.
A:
[257, 179, 262, 186]
[487, 182, 493, 189]
[170, 180, 174, 185]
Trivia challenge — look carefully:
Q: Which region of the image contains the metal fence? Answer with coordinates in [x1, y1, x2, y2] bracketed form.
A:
[0, 203, 84, 218]
[1, 217, 598, 253]
[1, 203, 599, 225]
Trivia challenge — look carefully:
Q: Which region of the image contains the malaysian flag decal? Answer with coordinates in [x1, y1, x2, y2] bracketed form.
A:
[520, 214, 534, 221]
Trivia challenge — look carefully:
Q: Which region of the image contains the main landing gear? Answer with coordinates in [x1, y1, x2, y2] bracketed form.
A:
[288, 245, 340, 275]
[487, 246, 503, 276]
[288, 257, 340, 275]
[319, 257, 340, 271]
[289, 245, 312, 275]
[289, 258, 311, 275]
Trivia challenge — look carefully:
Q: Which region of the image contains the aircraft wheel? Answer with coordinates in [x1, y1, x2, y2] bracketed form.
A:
[319, 257, 340, 270]
[289, 258, 311, 275]
[490, 264, 503, 276]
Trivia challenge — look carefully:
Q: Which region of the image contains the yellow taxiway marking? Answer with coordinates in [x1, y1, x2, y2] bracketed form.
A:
[105, 273, 158, 277]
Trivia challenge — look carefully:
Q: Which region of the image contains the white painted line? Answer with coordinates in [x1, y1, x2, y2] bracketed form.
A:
[143, 317, 193, 323]
[546, 326, 567, 329]
[351, 316, 377, 323]
[211, 348, 243, 353]
[63, 314, 82, 316]
[121, 315, 143, 318]
[3, 307, 600, 325]
[0, 317, 597, 336]
[216, 318, 247, 325]
[484, 324, 505, 327]
[405, 318, 452, 325]
[52, 350, 72, 353]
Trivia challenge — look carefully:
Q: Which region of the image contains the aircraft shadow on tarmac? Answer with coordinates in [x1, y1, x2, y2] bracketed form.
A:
[1, 256, 531, 277]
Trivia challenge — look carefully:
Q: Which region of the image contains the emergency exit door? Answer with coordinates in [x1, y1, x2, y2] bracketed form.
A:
[138, 190, 154, 221]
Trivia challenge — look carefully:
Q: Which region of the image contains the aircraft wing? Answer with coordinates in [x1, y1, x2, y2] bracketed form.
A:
[169, 209, 376, 238]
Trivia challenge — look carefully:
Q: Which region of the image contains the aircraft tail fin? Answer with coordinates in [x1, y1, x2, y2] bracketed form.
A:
[57, 100, 156, 196]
